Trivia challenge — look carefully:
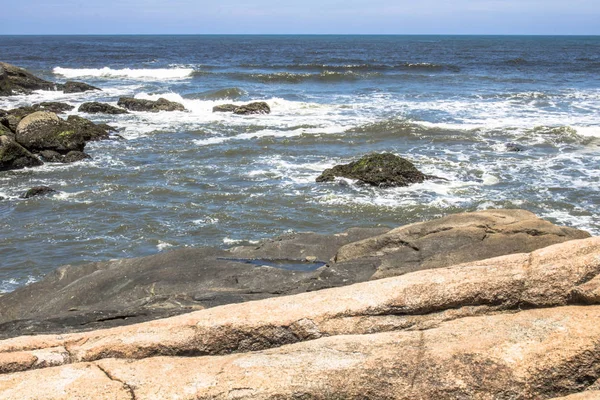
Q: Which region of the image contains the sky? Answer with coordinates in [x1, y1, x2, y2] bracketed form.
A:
[2, 0, 599, 35]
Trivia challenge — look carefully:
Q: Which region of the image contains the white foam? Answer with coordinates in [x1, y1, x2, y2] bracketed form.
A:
[157, 241, 174, 251]
[53, 67, 194, 80]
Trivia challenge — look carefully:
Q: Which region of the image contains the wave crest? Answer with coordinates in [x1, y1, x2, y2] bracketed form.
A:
[53, 67, 194, 80]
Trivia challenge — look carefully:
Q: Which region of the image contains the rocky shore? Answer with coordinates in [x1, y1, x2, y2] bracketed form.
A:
[2, 62, 600, 399]
[0, 209, 599, 398]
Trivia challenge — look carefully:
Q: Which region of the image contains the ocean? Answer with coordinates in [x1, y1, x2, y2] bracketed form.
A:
[1, 35, 599, 292]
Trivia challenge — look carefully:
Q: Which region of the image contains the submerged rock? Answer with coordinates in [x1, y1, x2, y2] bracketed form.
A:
[212, 101, 271, 114]
[61, 81, 100, 93]
[78, 102, 128, 114]
[0, 62, 58, 96]
[20, 186, 57, 199]
[316, 153, 438, 187]
[0, 135, 43, 171]
[117, 97, 186, 112]
[33, 102, 74, 114]
[506, 142, 525, 152]
[0, 209, 588, 336]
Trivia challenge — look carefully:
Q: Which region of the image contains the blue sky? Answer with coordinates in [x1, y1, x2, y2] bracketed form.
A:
[2, 0, 599, 35]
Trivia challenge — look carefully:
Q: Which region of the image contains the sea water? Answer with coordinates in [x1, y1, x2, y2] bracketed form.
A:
[1, 35, 599, 292]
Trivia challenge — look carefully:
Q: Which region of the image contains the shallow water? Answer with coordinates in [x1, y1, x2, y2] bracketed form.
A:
[1, 35, 600, 292]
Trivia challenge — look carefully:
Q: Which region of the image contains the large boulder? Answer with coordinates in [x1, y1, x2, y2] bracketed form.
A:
[0, 209, 588, 336]
[0, 135, 42, 171]
[15, 111, 86, 153]
[317, 153, 438, 187]
[78, 102, 128, 115]
[14, 112, 112, 156]
[117, 97, 185, 112]
[61, 81, 100, 94]
[0, 62, 58, 96]
[3, 238, 600, 398]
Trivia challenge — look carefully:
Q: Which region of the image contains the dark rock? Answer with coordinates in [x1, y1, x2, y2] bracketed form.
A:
[0, 135, 43, 171]
[233, 101, 270, 115]
[39, 149, 89, 163]
[212, 104, 238, 112]
[34, 102, 74, 114]
[65, 115, 111, 141]
[78, 102, 128, 115]
[316, 153, 438, 187]
[117, 97, 186, 112]
[62, 150, 90, 163]
[0, 62, 59, 96]
[38, 150, 63, 162]
[61, 81, 100, 94]
[506, 142, 525, 152]
[15, 111, 86, 153]
[14, 112, 112, 155]
[0, 209, 589, 337]
[20, 186, 57, 199]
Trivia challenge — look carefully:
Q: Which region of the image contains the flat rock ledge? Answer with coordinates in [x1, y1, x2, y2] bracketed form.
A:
[0, 209, 589, 336]
[3, 236, 600, 399]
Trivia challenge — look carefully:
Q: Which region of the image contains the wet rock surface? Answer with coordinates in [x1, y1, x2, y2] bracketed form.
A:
[213, 101, 271, 114]
[317, 153, 440, 187]
[2, 236, 600, 399]
[78, 102, 128, 114]
[60, 81, 100, 94]
[117, 97, 186, 112]
[0, 209, 588, 337]
[19, 186, 58, 199]
[0, 135, 43, 171]
[0, 62, 58, 96]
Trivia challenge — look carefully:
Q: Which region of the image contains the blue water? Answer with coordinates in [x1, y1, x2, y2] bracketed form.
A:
[1, 35, 600, 292]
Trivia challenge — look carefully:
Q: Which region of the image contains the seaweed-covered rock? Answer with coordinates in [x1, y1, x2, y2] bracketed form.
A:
[34, 102, 74, 113]
[0, 135, 43, 171]
[15, 111, 86, 153]
[0, 62, 58, 96]
[65, 115, 111, 141]
[233, 101, 270, 115]
[117, 97, 186, 112]
[212, 104, 238, 112]
[78, 102, 128, 115]
[61, 81, 100, 94]
[15, 112, 112, 154]
[316, 153, 437, 187]
[20, 186, 57, 199]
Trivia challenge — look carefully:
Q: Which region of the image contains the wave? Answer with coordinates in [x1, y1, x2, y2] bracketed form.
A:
[236, 62, 458, 72]
[53, 67, 194, 80]
[183, 87, 247, 100]
[190, 70, 383, 83]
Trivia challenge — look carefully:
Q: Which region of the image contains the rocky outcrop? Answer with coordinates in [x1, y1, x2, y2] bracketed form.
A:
[3, 237, 600, 398]
[0, 62, 58, 96]
[317, 153, 440, 187]
[61, 81, 100, 94]
[78, 102, 128, 114]
[213, 101, 271, 114]
[0, 135, 43, 171]
[20, 186, 57, 199]
[0, 209, 588, 336]
[233, 101, 270, 114]
[117, 97, 186, 112]
[212, 103, 238, 112]
[15, 112, 86, 153]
